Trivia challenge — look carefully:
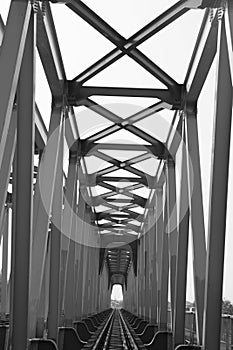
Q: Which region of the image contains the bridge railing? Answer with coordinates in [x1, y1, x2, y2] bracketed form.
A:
[185, 312, 233, 349]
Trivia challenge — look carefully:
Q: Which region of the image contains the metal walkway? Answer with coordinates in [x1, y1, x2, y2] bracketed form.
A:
[0, 0, 232, 349]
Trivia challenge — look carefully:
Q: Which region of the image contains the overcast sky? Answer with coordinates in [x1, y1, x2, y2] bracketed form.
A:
[1, 0, 233, 303]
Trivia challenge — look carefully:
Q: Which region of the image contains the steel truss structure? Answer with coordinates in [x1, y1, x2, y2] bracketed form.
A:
[0, 0, 232, 349]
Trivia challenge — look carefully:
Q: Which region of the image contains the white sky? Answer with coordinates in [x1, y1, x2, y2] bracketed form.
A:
[1, 0, 233, 303]
[111, 284, 123, 301]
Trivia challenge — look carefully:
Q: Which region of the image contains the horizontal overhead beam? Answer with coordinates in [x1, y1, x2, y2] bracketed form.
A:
[80, 140, 166, 159]
[80, 173, 158, 189]
[88, 194, 146, 208]
[106, 198, 145, 204]
[99, 223, 140, 232]
[98, 177, 145, 186]
[95, 212, 140, 221]
[78, 139, 167, 159]
[67, 84, 182, 108]
[108, 217, 142, 225]
[85, 142, 155, 153]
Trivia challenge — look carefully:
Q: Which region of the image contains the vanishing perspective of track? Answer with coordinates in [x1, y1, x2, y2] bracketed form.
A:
[85, 309, 146, 350]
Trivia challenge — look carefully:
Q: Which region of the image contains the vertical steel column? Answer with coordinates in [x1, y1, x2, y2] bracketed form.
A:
[225, 1, 233, 79]
[1, 206, 9, 317]
[81, 205, 92, 317]
[166, 158, 178, 330]
[89, 247, 97, 314]
[130, 266, 135, 313]
[101, 264, 108, 310]
[131, 267, 135, 313]
[9, 157, 17, 345]
[74, 253, 79, 312]
[0, 112, 16, 232]
[136, 257, 139, 315]
[59, 249, 67, 323]
[12, 9, 35, 350]
[54, 150, 75, 323]
[82, 222, 91, 317]
[75, 189, 85, 319]
[75, 204, 86, 319]
[47, 122, 64, 341]
[185, 107, 206, 344]
[173, 120, 190, 347]
[134, 268, 138, 314]
[86, 247, 92, 316]
[29, 103, 63, 337]
[138, 237, 142, 317]
[147, 209, 153, 322]
[98, 270, 103, 312]
[95, 247, 100, 312]
[37, 238, 51, 337]
[0, 0, 31, 165]
[88, 247, 93, 315]
[145, 213, 151, 320]
[96, 247, 101, 314]
[92, 246, 100, 313]
[159, 191, 169, 330]
[150, 212, 158, 324]
[203, 16, 232, 350]
[130, 266, 134, 312]
[156, 189, 164, 325]
[102, 268, 105, 311]
[63, 151, 78, 325]
[142, 232, 146, 318]
[140, 235, 145, 317]
[74, 240, 80, 318]
[64, 237, 76, 324]
[135, 262, 139, 316]
[127, 271, 130, 311]
[88, 233, 97, 316]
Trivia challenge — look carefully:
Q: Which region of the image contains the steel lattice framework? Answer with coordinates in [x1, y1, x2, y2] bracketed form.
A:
[0, 0, 232, 349]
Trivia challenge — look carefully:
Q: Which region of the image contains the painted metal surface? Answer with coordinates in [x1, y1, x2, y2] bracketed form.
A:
[0, 1, 231, 349]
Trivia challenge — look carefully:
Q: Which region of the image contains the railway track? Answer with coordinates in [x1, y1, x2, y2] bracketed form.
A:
[107, 310, 126, 349]
[89, 309, 146, 350]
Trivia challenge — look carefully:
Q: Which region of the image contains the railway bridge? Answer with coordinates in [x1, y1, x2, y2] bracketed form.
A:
[0, 0, 232, 349]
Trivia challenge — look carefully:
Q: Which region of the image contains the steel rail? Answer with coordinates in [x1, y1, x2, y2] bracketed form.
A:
[90, 309, 143, 349]
[118, 309, 141, 349]
[92, 309, 115, 350]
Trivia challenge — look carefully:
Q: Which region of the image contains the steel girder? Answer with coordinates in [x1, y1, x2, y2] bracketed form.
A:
[0, 0, 232, 348]
[11, 9, 35, 349]
[203, 14, 233, 350]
